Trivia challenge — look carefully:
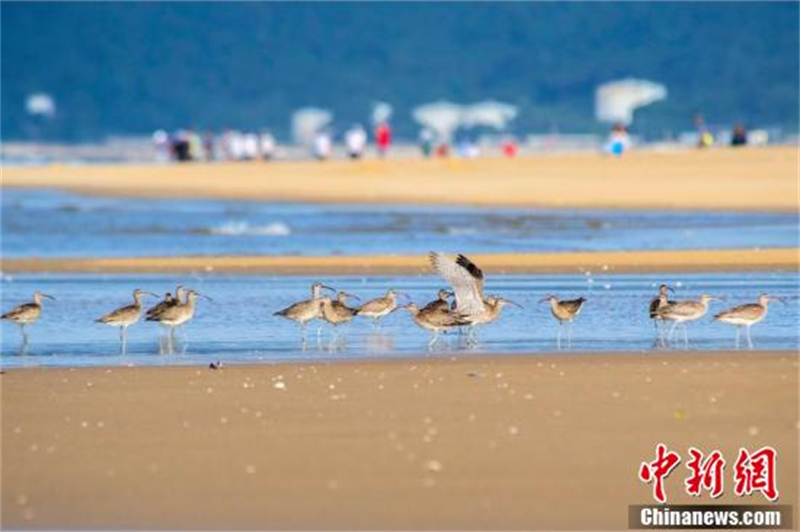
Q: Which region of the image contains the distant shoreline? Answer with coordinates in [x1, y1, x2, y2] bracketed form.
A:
[3, 146, 798, 211]
[3, 248, 798, 275]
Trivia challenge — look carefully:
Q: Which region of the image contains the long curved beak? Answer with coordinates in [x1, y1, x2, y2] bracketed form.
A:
[343, 292, 361, 301]
[321, 284, 336, 293]
[43, 294, 56, 301]
[666, 286, 676, 294]
[538, 297, 551, 303]
[396, 291, 412, 301]
[770, 296, 787, 304]
[197, 293, 213, 302]
[501, 297, 523, 309]
[143, 291, 160, 298]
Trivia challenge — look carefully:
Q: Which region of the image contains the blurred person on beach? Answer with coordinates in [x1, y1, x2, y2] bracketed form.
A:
[375, 121, 392, 157]
[457, 139, 481, 159]
[419, 128, 434, 158]
[605, 123, 630, 157]
[694, 114, 714, 148]
[731, 124, 748, 146]
[172, 130, 191, 161]
[221, 128, 235, 160]
[259, 132, 276, 160]
[152, 129, 170, 162]
[313, 129, 332, 160]
[502, 137, 519, 158]
[243, 132, 260, 160]
[187, 129, 203, 161]
[202, 131, 215, 161]
[345, 124, 367, 159]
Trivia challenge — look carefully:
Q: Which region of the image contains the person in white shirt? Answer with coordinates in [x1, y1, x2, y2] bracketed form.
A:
[344, 124, 367, 159]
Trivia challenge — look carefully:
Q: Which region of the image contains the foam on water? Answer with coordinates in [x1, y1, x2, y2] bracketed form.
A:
[2, 189, 797, 258]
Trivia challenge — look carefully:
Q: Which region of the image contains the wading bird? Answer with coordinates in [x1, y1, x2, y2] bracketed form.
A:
[461, 295, 523, 340]
[540, 295, 586, 348]
[274, 282, 335, 337]
[95, 288, 158, 348]
[356, 289, 409, 328]
[145, 285, 185, 320]
[714, 294, 784, 349]
[656, 294, 723, 347]
[420, 289, 454, 313]
[429, 252, 487, 318]
[320, 291, 361, 330]
[147, 289, 211, 352]
[649, 284, 675, 332]
[1, 291, 55, 349]
[400, 302, 471, 347]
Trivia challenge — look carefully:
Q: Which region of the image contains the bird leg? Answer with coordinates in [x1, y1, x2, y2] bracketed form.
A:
[734, 327, 741, 349]
[567, 321, 574, 349]
[428, 330, 440, 349]
[20, 324, 29, 347]
[556, 322, 562, 350]
[668, 321, 678, 343]
[746, 325, 754, 349]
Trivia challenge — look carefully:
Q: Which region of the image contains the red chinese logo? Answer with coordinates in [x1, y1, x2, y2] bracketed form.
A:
[638, 444, 779, 503]
[639, 443, 682, 503]
[734, 446, 779, 501]
[685, 447, 725, 498]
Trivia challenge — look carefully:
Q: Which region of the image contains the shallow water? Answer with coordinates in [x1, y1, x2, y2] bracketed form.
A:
[2, 189, 797, 257]
[1, 272, 797, 369]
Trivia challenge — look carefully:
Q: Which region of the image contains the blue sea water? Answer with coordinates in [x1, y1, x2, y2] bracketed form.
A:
[1, 272, 797, 369]
[2, 189, 798, 258]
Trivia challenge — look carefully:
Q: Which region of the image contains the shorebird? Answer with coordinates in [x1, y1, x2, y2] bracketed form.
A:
[656, 294, 723, 347]
[649, 284, 675, 331]
[420, 289, 454, 313]
[1, 291, 55, 348]
[460, 295, 523, 340]
[714, 294, 784, 349]
[356, 289, 409, 328]
[429, 252, 487, 318]
[95, 288, 158, 346]
[146, 289, 211, 351]
[145, 285, 185, 320]
[321, 291, 361, 329]
[400, 302, 471, 347]
[540, 295, 586, 348]
[274, 282, 335, 337]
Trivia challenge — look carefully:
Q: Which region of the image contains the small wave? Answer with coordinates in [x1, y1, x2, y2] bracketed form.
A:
[209, 221, 291, 236]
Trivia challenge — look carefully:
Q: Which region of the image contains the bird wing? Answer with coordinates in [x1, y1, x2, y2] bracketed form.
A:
[145, 299, 172, 319]
[715, 304, 762, 320]
[420, 298, 448, 313]
[357, 296, 389, 314]
[429, 252, 485, 315]
[97, 303, 138, 323]
[658, 301, 701, 317]
[1, 303, 38, 321]
[561, 298, 585, 315]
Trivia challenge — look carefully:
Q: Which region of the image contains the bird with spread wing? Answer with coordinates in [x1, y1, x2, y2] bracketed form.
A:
[428, 252, 521, 339]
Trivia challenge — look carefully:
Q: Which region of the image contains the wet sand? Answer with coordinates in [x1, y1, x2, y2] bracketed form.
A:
[3, 247, 798, 275]
[2, 352, 797, 530]
[4, 146, 798, 211]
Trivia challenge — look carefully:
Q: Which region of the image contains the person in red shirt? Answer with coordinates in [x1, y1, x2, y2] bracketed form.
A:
[375, 122, 392, 157]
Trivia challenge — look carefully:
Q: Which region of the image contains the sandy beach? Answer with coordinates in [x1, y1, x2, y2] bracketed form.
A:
[2, 352, 797, 530]
[4, 147, 798, 212]
[3, 248, 798, 276]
